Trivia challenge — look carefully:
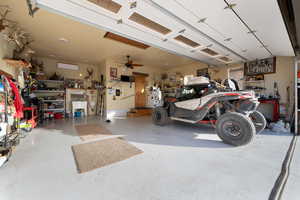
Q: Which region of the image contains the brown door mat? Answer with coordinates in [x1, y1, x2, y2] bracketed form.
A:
[75, 123, 112, 141]
[71, 138, 143, 173]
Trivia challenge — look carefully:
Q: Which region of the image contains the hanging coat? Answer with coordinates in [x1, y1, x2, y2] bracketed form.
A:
[7, 78, 23, 118]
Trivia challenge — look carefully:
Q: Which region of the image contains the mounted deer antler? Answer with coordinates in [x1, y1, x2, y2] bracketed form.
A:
[85, 68, 94, 80]
[3, 26, 28, 49]
[3, 25, 34, 58]
[0, 6, 16, 32]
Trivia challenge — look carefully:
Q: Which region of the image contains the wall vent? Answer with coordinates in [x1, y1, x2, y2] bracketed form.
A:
[103, 32, 150, 49]
[88, 0, 122, 13]
[201, 48, 219, 56]
[57, 63, 79, 70]
[174, 35, 200, 48]
[129, 12, 171, 35]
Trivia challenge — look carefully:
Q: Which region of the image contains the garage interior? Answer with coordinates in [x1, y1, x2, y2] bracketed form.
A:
[1, 0, 300, 199]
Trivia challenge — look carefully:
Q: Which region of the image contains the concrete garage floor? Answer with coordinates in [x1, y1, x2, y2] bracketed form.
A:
[282, 137, 300, 200]
[0, 116, 295, 200]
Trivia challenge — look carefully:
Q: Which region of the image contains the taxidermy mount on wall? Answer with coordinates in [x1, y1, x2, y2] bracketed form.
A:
[3, 24, 35, 61]
[85, 68, 94, 80]
[1, 5, 35, 61]
[0, 6, 16, 32]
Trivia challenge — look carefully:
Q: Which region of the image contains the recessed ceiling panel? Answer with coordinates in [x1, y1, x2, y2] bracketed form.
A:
[218, 56, 232, 62]
[104, 32, 150, 49]
[201, 48, 219, 56]
[87, 0, 121, 13]
[129, 12, 171, 35]
[174, 35, 200, 47]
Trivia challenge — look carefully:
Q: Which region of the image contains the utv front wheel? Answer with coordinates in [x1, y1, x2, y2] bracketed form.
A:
[152, 107, 169, 126]
[216, 112, 255, 146]
[249, 111, 266, 134]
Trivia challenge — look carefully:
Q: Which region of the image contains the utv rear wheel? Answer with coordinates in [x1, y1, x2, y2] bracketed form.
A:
[216, 112, 255, 146]
[152, 107, 169, 126]
[249, 111, 266, 134]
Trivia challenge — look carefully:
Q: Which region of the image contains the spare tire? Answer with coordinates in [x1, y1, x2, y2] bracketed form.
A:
[216, 112, 255, 146]
[249, 111, 266, 134]
[152, 107, 169, 126]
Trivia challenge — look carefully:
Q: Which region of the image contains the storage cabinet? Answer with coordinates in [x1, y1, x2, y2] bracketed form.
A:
[66, 89, 97, 116]
[33, 80, 66, 121]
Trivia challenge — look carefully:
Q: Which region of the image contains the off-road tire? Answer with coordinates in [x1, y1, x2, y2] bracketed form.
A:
[0, 148, 12, 168]
[216, 112, 255, 146]
[249, 111, 266, 134]
[152, 107, 169, 126]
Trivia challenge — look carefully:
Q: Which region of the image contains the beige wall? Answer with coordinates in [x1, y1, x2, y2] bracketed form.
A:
[104, 59, 164, 116]
[167, 62, 207, 76]
[35, 56, 102, 81]
[229, 57, 294, 104]
[0, 33, 17, 77]
[165, 56, 295, 104]
[263, 56, 294, 104]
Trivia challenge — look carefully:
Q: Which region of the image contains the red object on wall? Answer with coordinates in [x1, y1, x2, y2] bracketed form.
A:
[259, 99, 280, 122]
[7, 78, 23, 118]
[23, 106, 38, 128]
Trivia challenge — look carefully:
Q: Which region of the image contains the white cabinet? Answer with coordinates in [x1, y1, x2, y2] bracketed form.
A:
[66, 89, 97, 116]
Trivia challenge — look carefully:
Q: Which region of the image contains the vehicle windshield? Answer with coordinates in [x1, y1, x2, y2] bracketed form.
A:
[176, 85, 207, 100]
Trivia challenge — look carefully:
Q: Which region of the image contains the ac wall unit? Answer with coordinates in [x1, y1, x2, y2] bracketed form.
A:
[57, 63, 79, 70]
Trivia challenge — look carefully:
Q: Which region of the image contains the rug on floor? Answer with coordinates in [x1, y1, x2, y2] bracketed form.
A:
[75, 123, 112, 141]
[71, 138, 143, 173]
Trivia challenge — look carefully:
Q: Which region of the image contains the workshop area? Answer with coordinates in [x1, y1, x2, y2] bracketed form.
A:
[0, 0, 300, 200]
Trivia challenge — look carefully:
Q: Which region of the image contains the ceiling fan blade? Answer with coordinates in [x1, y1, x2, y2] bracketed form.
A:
[132, 64, 144, 67]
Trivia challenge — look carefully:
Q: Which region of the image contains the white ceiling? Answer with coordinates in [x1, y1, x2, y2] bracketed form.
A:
[32, 0, 294, 65]
[1, 0, 200, 68]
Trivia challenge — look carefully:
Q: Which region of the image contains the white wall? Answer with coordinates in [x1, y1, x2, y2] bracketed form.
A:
[104, 59, 164, 117]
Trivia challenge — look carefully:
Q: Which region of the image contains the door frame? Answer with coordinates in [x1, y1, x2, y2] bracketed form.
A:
[132, 72, 149, 77]
[133, 72, 149, 108]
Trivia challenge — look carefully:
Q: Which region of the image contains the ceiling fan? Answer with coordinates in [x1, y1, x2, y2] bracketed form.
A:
[124, 55, 143, 69]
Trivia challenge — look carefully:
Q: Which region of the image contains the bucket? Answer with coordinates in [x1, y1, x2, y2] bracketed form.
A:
[74, 111, 82, 118]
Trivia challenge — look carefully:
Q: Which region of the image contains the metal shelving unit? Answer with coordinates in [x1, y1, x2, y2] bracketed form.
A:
[33, 80, 66, 121]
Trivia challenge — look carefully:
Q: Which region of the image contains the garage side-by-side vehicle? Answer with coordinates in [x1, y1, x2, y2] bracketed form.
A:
[152, 76, 266, 146]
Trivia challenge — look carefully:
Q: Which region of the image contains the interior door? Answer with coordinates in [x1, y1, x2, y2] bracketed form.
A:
[134, 73, 147, 108]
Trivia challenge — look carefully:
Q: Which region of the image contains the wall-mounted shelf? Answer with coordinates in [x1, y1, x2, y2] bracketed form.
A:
[44, 108, 65, 111]
[38, 80, 65, 83]
[245, 80, 265, 83]
[42, 100, 65, 102]
[3, 59, 31, 68]
[0, 70, 13, 79]
[33, 90, 65, 93]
